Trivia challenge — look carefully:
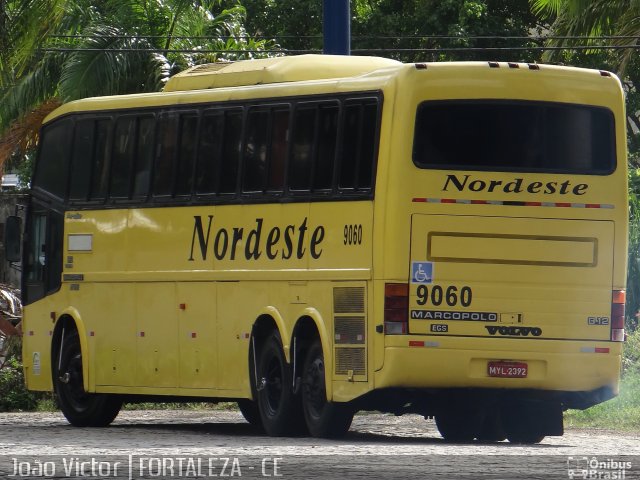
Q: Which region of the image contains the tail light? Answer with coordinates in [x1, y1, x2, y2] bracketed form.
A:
[611, 290, 625, 342]
[384, 283, 408, 334]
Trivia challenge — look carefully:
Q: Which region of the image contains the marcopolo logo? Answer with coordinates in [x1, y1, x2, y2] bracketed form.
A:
[443, 174, 589, 196]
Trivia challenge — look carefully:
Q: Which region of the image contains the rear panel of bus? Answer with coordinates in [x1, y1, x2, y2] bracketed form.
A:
[374, 62, 627, 407]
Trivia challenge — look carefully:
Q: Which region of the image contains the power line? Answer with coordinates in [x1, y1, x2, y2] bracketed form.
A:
[45, 34, 640, 41]
[38, 44, 640, 54]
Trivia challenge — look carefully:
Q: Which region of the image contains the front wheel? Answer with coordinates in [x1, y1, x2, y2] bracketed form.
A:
[55, 331, 122, 427]
[301, 340, 353, 438]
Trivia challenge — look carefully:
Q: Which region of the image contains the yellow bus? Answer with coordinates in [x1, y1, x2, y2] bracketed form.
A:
[7, 55, 627, 443]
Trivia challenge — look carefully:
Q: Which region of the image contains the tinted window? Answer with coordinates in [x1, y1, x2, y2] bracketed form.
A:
[175, 113, 199, 197]
[314, 104, 338, 190]
[340, 99, 378, 190]
[289, 107, 315, 190]
[243, 109, 270, 192]
[196, 112, 224, 195]
[110, 116, 136, 198]
[412, 101, 616, 174]
[69, 120, 94, 201]
[34, 119, 72, 199]
[89, 119, 112, 200]
[153, 112, 178, 196]
[268, 109, 289, 192]
[219, 110, 242, 194]
[133, 116, 155, 198]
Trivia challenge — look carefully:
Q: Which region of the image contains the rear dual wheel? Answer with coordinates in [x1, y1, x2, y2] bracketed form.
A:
[256, 332, 306, 436]
[301, 340, 353, 438]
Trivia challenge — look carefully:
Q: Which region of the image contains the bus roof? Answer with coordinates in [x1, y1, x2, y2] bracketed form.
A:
[163, 54, 402, 91]
[42, 57, 620, 124]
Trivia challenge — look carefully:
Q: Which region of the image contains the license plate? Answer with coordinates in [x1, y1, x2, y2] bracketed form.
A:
[487, 361, 528, 378]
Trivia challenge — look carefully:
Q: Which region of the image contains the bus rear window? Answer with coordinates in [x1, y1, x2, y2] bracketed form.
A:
[412, 101, 616, 175]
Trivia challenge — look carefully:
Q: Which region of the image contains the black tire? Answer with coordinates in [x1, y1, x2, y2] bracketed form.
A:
[476, 410, 507, 442]
[301, 340, 353, 438]
[237, 399, 262, 428]
[435, 410, 482, 442]
[502, 406, 545, 444]
[256, 332, 305, 436]
[506, 431, 545, 444]
[55, 331, 122, 427]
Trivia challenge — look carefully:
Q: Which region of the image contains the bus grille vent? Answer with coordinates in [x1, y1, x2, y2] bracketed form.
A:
[335, 347, 366, 376]
[335, 316, 365, 344]
[333, 287, 365, 314]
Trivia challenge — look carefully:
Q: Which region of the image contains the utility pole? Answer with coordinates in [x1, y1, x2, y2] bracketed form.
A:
[323, 0, 350, 55]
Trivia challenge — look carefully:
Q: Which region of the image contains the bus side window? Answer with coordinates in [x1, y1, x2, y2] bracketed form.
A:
[33, 119, 72, 200]
[313, 103, 338, 191]
[110, 116, 136, 199]
[219, 109, 242, 195]
[339, 98, 379, 191]
[267, 108, 290, 192]
[175, 113, 199, 197]
[243, 108, 270, 193]
[89, 119, 112, 201]
[69, 119, 94, 202]
[289, 106, 315, 191]
[153, 112, 179, 197]
[196, 112, 224, 195]
[133, 116, 155, 199]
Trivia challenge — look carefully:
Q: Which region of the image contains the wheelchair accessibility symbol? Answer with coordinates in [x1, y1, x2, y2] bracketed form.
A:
[411, 261, 433, 284]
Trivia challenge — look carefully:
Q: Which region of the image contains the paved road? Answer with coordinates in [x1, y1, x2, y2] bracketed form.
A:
[0, 410, 638, 479]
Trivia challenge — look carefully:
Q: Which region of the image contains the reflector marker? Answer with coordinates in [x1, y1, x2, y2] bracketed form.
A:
[413, 198, 614, 209]
[580, 346, 610, 354]
[409, 340, 440, 348]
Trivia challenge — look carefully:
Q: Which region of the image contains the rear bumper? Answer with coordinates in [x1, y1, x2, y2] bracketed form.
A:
[374, 337, 621, 408]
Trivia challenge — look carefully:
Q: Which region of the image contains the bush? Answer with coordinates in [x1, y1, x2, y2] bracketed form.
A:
[0, 336, 47, 412]
[622, 329, 640, 377]
[0, 356, 39, 411]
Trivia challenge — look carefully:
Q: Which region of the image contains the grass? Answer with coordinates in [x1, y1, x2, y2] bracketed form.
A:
[564, 330, 640, 431]
[564, 371, 640, 431]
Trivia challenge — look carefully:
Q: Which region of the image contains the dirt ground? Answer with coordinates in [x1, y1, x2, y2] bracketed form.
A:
[0, 410, 638, 479]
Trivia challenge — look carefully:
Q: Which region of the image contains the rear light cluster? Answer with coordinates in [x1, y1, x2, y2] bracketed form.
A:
[611, 290, 626, 342]
[384, 283, 408, 334]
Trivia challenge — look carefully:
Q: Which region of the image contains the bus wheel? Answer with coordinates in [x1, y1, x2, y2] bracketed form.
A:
[237, 399, 262, 429]
[301, 340, 353, 438]
[476, 410, 507, 442]
[435, 410, 482, 442]
[256, 332, 305, 436]
[55, 331, 122, 427]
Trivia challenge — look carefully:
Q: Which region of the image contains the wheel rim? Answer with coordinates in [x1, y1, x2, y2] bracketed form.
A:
[304, 356, 326, 419]
[263, 352, 284, 415]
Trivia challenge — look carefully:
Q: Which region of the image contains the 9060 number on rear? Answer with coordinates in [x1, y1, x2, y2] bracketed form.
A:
[416, 285, 472, 307]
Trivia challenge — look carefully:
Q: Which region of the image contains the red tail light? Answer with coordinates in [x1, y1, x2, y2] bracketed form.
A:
[384, 283, 408, 334]
[611, 290, 625, 342]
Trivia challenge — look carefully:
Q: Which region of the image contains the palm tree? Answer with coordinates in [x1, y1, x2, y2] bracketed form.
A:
[532, 0, 639, 73]
[0, 0, 275, 176]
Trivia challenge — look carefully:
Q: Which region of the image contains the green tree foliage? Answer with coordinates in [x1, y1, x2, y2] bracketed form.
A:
[0, 0, 274, 171]
[239, 0, 542, 62]
[351, 0, 542, 62]
[532, 0, 639, 73]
